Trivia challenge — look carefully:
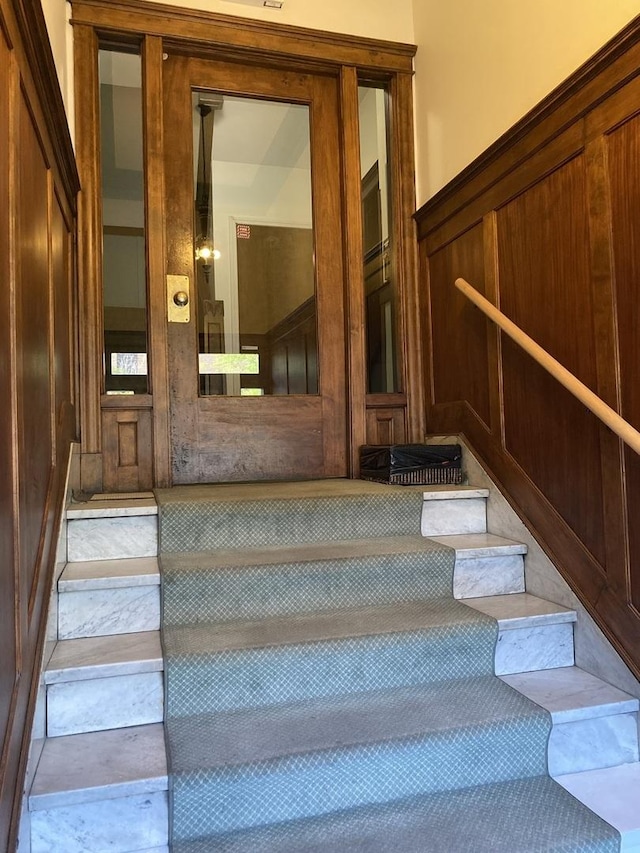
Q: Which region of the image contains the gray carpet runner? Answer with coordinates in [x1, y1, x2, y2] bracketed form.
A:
[155, 481, 620, 852]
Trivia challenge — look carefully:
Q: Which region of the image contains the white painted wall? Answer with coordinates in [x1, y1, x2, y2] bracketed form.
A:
[413, 0, 640, 204]
[40, 0, 74, 140]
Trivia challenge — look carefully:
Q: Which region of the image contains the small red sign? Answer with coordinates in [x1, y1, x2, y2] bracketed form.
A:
[236, 224, 251, 239]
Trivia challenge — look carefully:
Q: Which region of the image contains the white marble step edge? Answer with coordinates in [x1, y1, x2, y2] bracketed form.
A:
[30, 667, 637, 810]
[556, 762, 640, 853]
[43, 595, 578, 737]
[30, 669, 639, 838]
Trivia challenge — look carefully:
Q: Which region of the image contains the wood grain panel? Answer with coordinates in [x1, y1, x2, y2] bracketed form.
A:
[497, 157, 606, 566]
[607, 114, 640, 610]
[102, 408, 153, 492]
[427, 223, 491, 427]
[365, 407, 406, 445]
[0, 19, 18, 815]
[17, 88, 54, 610]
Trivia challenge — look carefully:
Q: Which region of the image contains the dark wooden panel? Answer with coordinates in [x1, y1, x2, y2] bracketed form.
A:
[0, 20, 18, 819]
[607, 114, 640, 610]
[365, 407, 406, 445]
[102, 408, 153, 492]
[17, 87, 54, 611]
[427, 223, 491, 427]
[497, 157, 606, 566]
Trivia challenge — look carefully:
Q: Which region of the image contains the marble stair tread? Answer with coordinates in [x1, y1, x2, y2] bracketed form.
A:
[29, 724, 167, 810]
[501, 666, 639, 724]
[555, 762, 640, 849]
[67, 496, 157, 519]
[45, 631, 162, 683]
[464, 592, 576, 629]
[430, 532, 527, 558]
[168, 676, 545, 773]
[59, 556, 160, 591]
[165, 599, 492, 656]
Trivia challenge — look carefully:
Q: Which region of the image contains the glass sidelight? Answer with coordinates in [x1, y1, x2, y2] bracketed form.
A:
[192, 92, 318, 397]
[98, 48, 149, 395]
[358, 83, 399, 394]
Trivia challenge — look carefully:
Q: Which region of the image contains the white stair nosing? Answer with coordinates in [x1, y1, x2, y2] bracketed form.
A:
[29, 724, 168, 811]
[45, 631, 163, 684]
[465, 593, 576, 630]
[501, 666, 639, 724]
[59, 557, 160, 591]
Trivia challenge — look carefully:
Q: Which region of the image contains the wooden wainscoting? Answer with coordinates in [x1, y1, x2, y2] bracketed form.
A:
[0, 0, 79, 846]
[416, 16, 640, 679]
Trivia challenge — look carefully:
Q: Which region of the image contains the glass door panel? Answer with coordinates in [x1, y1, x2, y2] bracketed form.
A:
[192, 93, 318, 397]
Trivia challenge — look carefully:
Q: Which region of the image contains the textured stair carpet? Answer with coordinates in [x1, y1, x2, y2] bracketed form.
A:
[156, 481, 620, 852]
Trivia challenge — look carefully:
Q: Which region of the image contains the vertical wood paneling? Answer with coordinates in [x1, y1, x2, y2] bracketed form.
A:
[497, 158, 606, 567]
[427, 223, 491, 426]
[416, 20, 640, 680]
[0, 0, 78, 845]
[0, 22, 18, 819]
[606, 114, 640, 611]
[17, 90, 54, 612]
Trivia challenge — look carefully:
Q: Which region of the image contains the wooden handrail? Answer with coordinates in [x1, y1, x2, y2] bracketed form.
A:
[455, 277, 640, 456]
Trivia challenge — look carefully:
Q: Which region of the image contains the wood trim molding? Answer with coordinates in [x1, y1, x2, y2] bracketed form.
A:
[415, 14, 640, 237]
[71, 0, 416, 72]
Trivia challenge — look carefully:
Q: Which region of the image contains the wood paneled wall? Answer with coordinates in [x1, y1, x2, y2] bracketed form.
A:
[0, 0, 78, 846]
[416, 16, 640, 679]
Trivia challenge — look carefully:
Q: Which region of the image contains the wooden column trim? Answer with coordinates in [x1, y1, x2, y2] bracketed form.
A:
[143, 35, 170, 487]
[339, 65, 366, 476]
[483, 211, 504, 443]
[74, 24, 103, 489]
[392, 71, 424, 441]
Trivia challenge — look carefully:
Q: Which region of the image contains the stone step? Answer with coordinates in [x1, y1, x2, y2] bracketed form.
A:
[67, 498, 158, 562]
[44, 632, 163, 736]
[420, 486, 488, 535]
[431, 532, 526, 598]
[162, 594, 575, 715]
[502, 666, 639, 775]
[29, 662, 638, 852]
[56, 535, 524, 640]
[58, 557, 161, 639]
[465, 593, 576, 675]
[556, 762, 640, 852]
[29, 725, 168, 853]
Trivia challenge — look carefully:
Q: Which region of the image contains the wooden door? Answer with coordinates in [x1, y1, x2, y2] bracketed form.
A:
[162, 56, 347, 483]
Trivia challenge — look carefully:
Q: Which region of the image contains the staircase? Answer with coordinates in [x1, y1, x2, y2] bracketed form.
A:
[26, 483, 640, 852]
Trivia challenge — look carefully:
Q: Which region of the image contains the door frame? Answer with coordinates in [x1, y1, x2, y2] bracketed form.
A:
[71, 0, 423, 490]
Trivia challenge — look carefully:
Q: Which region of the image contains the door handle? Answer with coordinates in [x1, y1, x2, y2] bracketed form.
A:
[167, 275, 190, 323]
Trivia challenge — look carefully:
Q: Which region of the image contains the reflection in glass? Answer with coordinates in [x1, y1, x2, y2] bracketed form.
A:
[99, 49, 148, 394]
[359, 84, 399, 393]
[192, 93, 318, 396]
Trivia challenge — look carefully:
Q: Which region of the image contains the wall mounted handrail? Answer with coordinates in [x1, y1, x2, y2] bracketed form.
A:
[455, 277, 640, 456]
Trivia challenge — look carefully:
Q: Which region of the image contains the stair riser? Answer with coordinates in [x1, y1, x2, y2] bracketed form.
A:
[548, 712, 639, 775]
[172, 715, 548, 838]
[495, 623, 575, 675]
[68, 516, 158, 562]
[453, 555, 524, 599]
[421, 497, 486, 536]
[58, 587, 160, 639]
[47, 673, 163, 737]
[30, 792, 168, 853]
